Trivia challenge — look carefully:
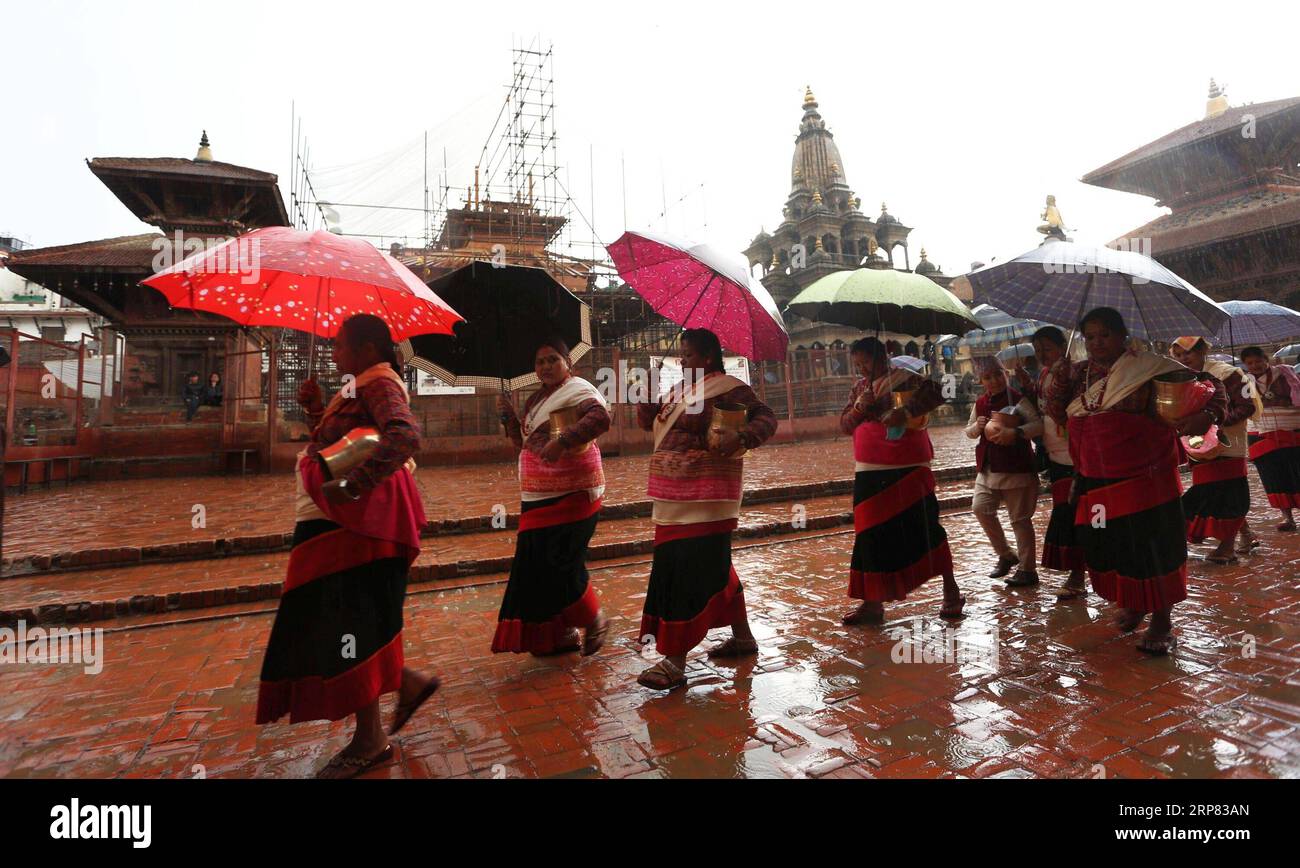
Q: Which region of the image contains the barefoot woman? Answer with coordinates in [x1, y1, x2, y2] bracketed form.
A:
[493, 337, 611, 657]
[840, 337, 964, 625]
[1241, 346, 1300, 532]
[1170, 336, 1260, 563]
[635, 328, 777, 690]
[1043, 307, 1226, 655]
[256, 314, 438, 778]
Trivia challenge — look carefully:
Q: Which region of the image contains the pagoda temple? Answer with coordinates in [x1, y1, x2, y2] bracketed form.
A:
[8, 133, 289, 403]
[1083, 82, 1300, 309]
[744, 88, 951, 349]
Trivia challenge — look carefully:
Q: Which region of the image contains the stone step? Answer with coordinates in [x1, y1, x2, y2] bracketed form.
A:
[0, 479, 1029, 630]
[2, 464, 981, 577]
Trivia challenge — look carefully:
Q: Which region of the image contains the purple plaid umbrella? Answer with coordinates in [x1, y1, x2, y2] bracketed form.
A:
[1214, 300, 1300, 346]
[607, 230, 788, 361]
[967, 240, 1228, 342]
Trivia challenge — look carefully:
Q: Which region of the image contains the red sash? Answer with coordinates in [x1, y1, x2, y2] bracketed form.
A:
[1067, 412, 1178, 480]
[518, 494, 602, 532]
[1190, 457, 1247, 486]
[1250, 429, 1300, 460]
[854, 467, 936, 533]
[1075, 458, 1182, 526]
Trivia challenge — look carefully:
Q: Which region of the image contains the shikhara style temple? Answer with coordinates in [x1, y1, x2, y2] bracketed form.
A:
[8, 133, 287, 404]
[743, 88, 951, 349]
[1084, 82, 1300, 310]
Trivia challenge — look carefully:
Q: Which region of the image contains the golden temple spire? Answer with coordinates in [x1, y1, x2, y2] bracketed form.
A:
[195, 130, 212, 162]
[803, 86, 817, 108]
[1206, 78, 1228, 119]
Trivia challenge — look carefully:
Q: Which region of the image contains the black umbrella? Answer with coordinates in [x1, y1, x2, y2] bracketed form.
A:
[400, 261, 592, 392]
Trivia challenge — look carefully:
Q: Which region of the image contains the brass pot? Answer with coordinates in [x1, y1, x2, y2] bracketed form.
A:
[548, 406, 590, 454]
[1154, 370, 1199, 424]
[892, 390, 930, 430]
[708, 402, 748, 457]
[319, 426, 380, 479]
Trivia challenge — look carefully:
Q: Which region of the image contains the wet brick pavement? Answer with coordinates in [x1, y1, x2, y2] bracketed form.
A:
[1, 487, 1297, 779]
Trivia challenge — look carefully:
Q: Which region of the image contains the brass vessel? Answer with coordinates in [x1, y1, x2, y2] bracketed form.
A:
[319, 426, 380, 479]
[892, 390, 930, 430]
[548, 406, 590, 454]
[708, 402, 748, 457]
[1153, 370, 1200, 424]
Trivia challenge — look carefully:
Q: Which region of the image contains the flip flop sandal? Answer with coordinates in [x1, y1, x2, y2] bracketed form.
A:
[1205, 555, 1239, 565]
[842, 606, 885, 626]
[939, 596, 966, 620]
[637, 659, 686, 691]
[315, 744, 394, 779]
[582, 616, 609, 657]
[707, 637, 759, 659]
[1054, 586, 1087, 601]
[388, 676, 441, 736]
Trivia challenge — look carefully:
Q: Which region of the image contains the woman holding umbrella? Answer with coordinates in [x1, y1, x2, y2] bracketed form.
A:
[1241, 346, 1300, 531]
[1169, 336, 1260, 562]
[1043, 307, 1226, 655]
[634, 328, 777, 690]
[840, 337, 964, 624]
[255, 314, 439, 778]
[492, 337, 612, 657]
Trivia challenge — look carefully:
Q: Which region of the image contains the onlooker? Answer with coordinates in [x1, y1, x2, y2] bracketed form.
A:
[182, 371, 203, 422]
[203, 372, 224, 407]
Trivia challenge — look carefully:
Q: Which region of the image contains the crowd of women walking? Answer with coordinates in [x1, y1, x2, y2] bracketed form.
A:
[247, 307, 1300, 777]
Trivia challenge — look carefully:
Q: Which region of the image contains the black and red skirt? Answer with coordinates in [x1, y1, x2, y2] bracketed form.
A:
[1249, 431, 1300, 510]
[639, 518, 744, 657]
[1183, 457, 1249, 543]
[1074, 466, 1187, 613]
[849, 466, 952, 602]
[492, 493, 602, 654]
[1042, 460, 1082, 571]
[256, 519, 407, 724]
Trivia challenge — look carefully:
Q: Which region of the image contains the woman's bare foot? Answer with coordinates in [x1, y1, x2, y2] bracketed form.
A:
[1055, 572, 1087, 601]
[939, 595, 966, 620]
[1139, 610, 1175, 655]
[1115, 608, 1145, 633]
[843, 601, 885, 625]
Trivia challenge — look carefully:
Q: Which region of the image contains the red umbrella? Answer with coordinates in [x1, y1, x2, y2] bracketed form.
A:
[142, 227, 463, 355]
[607, 229, 788, 361]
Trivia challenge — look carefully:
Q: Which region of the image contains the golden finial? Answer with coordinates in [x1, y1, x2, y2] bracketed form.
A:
[770, 250, 780, 268]
[195, 130, 212, 162]
[804, 86, 816, 106]
[812, 189, 823, 205]
[815, 236, 824, 251]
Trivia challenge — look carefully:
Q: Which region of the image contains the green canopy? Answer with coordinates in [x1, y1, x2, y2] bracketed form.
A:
[785, 268, 979, 337]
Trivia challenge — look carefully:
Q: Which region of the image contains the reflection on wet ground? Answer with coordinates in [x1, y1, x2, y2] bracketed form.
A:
[2, 498, 1297, 779]
[2, 429, 973, 559]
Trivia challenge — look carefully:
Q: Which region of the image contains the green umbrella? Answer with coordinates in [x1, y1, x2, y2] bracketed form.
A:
[785, 268, 979, 337]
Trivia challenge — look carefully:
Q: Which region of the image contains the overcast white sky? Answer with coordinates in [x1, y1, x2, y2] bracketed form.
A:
[3, 0, 1297, 276]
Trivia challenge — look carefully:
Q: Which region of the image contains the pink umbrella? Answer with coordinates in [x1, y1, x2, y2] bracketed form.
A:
[607, 230, 788, 361]
[143, 227, 463, 355]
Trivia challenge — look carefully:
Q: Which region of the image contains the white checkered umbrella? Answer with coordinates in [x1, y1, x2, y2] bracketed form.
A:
[966, 240, 1228, 342]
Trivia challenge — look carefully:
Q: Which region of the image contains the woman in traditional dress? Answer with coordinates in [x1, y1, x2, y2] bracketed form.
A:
[256, 314, 438, 778]
[1241, 346, 1300, 531]
[840, 337, 964, 625]
[634, 328, 777, 690]
[1043, 307, 1226, 655]
[1015, 326, 1086, 599]
[493, 338, 611, 657]
[1169, 337, 1260, 562]
[966, 355, 1044, 587]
